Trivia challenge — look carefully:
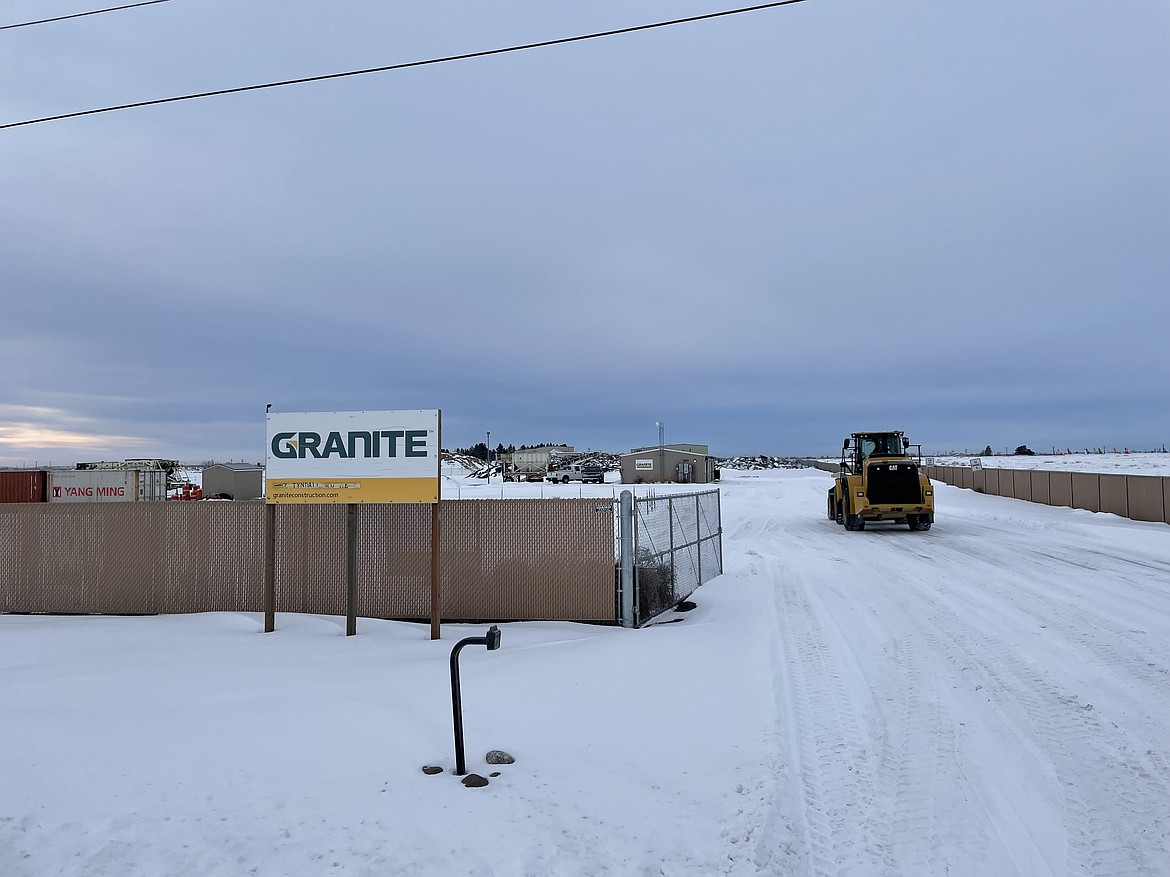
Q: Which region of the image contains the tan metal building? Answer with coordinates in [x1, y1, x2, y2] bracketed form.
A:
[202, 463, 264, 500]
[620, 444, 718, 484]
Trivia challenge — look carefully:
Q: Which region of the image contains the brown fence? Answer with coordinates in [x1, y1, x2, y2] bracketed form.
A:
[0, 499, 618, 622]
[802, 460, 840, 474]
[925, 466, 1170, 525]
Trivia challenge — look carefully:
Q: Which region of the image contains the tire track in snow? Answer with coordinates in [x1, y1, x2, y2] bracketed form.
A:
[942, 512, 1170, 611]
[731, 550, 805, 877]
[946, 533, 1170, 630]
[772, 562, 884, 876]
[871, 634, 973, 876]
[766, 546, 997, 876]
[923, 537, 1170, 742]
[750, 505, 1000, 876]
[793, 555, 996, 875]
[874, 560, 1170, 877]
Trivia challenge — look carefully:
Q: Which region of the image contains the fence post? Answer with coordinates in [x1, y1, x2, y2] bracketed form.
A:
[668, 496, 676, 605]
[430, 501, 441, 640]
[695, 492, 702, 593]
[346, 503, 358, 636]
[264, 503, 276, 633]
[619, 490, 634, 628]
[716, 490, 724, 575]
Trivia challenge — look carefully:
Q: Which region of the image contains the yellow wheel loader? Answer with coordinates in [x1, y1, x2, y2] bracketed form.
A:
[827, 431, 934, 531]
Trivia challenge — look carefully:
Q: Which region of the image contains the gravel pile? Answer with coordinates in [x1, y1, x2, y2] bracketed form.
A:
[717, 455, 807, 470]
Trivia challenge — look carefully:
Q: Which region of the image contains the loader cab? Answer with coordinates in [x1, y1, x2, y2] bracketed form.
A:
[842, 431, 912, 475]
[861, 433, 908, 459]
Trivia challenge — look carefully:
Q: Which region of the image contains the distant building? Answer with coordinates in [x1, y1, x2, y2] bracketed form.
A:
[619, 444, 718, 484]
[201, 463, 264, 501]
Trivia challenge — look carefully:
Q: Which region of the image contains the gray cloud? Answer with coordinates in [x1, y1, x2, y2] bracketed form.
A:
[2, 0, 1167, 462]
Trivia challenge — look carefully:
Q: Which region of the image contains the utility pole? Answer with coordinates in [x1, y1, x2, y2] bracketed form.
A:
[485, 430, 491, 484]
[656, 421, 665, 484]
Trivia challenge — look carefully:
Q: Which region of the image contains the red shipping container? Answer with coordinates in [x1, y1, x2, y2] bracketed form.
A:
[0, 470, 48, 503]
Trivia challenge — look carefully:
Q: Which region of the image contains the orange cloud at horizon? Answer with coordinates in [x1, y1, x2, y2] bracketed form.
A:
[0, 423, 147, 450]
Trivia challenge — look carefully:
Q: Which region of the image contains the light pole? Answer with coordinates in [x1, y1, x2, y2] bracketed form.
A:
[485, 431, 491, 483]
[656, 421, 665, 484]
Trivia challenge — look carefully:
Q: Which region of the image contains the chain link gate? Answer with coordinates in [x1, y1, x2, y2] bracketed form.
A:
[616, 489, 723, 627]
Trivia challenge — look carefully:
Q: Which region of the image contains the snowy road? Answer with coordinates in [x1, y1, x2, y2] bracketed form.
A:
[725, 469, 1170, 876]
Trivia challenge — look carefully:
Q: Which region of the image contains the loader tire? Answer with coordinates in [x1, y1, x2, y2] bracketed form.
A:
[844, 506, 862, 531]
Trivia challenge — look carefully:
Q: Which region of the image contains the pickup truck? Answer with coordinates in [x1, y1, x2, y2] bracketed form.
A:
[546, 463, 605, 484]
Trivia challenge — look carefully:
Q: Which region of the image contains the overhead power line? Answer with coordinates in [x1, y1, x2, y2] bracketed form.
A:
[1, 0, 811, 130]
[1, 0, 173, 31]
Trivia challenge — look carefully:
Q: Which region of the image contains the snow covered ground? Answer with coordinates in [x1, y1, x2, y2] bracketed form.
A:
[3, 467, 1170, 875]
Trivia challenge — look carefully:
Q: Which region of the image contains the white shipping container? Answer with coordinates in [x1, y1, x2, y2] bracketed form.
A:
[136, 468, 168, 502]
[49, 470, 139, 503]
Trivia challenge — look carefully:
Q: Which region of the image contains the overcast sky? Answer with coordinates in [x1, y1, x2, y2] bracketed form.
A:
[2, 0, 1167, 464]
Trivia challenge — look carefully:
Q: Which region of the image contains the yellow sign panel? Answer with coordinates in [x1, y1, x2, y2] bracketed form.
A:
[266, 477, 439, 504]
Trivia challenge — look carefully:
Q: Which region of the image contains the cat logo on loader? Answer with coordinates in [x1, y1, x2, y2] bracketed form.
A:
[827, 431, 935, 532]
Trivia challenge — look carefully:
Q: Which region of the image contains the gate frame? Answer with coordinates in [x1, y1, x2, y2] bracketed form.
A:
[617, 488, 723, 628]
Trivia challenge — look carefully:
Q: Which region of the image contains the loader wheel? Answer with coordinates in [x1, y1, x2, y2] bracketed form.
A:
[827, 493, 835, 521]
[835, 502, 844, 525]
[908, 515, 921, 531]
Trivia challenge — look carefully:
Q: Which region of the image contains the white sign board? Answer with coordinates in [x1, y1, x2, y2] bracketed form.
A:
[266, 409, 440, 504]
[635, 459, 655, 471]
